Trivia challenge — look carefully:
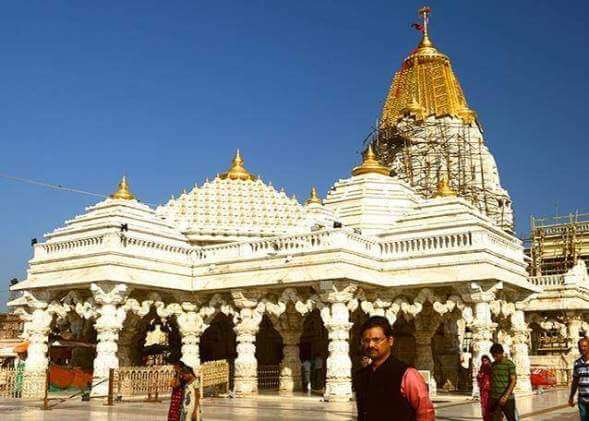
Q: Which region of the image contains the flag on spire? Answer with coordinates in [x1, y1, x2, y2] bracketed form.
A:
[411, 23, 424, 33]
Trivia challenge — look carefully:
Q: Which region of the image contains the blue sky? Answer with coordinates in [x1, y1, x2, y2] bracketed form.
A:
[1, 1, 587, 309]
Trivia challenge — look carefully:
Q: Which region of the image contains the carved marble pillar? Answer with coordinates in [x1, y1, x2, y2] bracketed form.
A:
[320, 283, 357, 402]
[232, 292, 263, 396]
[10, 292, 64, 398]
[470, 300, 496, 397]
[413, 311, 442, 373]
[177, 306, 206, 371]
[23, 306, 53, 398]
[91, 284, 127, 396]
[275, 308, 303, 395]
[566, 313, 583, 381]
[510, 310, 532, 393]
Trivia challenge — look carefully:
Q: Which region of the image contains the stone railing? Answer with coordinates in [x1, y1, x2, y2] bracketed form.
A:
[194, 229, 496, 265]
[380, 232, 473, 258]
[34, 233, 193, 264]
[529, 275, 565, 288]
[200, 360, 230, 390]
[123, 236, 193, 263]
[35, 235, 105, 259]
[115, 365, 176, 399]
[32, 226, 523, 271]
[0, 368, 44, 399]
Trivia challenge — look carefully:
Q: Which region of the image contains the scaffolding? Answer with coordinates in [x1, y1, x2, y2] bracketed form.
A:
[528, 212, 589, 276]
[372, 118, 514, 231]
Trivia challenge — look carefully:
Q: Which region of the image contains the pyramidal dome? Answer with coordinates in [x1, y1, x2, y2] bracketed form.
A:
[156, 151, 306, 244]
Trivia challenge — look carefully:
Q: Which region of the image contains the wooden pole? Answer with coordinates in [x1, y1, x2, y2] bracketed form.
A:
[41, 367, 50, 410]
[105, 368, 114, 406]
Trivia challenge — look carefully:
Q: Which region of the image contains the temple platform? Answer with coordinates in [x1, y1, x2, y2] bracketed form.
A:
[0, 387, 575, 420]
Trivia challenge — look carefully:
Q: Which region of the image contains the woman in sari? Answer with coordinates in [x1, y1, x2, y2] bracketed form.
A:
[477, 355, 493, 421]
[167, 362, 187, 421]
[179, 365, 201, 421]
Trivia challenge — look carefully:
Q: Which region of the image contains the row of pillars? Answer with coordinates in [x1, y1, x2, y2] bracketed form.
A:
[18, 290, 535, 400]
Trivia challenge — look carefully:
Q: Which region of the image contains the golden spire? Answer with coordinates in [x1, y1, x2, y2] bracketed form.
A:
[219, 149, 256, 181]
[306, 186, 322, 205]
[352, 144, 390, 176]
[379, 6, 477, 128]
[111, 176, 136, 200]
[433, 175, 457, 198]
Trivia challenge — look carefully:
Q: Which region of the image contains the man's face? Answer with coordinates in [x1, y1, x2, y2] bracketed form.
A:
[491, 351, 503, 363]
[361, 326, 393, 361]
[579, 339, 589, 356]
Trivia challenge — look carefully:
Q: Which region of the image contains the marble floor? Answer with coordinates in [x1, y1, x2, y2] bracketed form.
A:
[0, 388, 576, 420]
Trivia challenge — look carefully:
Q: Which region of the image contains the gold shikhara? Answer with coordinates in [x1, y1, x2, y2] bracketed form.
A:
[380, 6, 477, 128]
[219, 149, 256, 181]
[111, 176, 136, 200]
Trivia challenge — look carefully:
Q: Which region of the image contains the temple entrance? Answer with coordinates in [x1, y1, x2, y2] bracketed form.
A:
[118, 309, 181, 367]
[200, 313, 236, 387]
[299, 309, 328, 393]
[256, 315, 283, 391]
[200, 313, 237, 362]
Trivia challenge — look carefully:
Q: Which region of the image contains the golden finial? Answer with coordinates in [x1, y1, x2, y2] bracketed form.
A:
[219, 149, 256, 181]
[111, 176, 136, 200]
[433, 175, 457, 198]
[417, 6, 433, 49]
[352, 144, 390, 176]
[306, 186, 322, 205]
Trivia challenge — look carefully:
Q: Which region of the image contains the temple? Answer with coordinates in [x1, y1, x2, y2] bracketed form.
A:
[6, 7, 588, 401]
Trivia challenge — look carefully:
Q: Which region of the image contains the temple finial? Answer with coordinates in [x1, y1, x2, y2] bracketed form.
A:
[417, 6, 433, 48]
[111, 175, 136, 200]
[352, 144, 390, 176]
[306, 186, 322, 205]
[219, 149, 256, 181]
[433, 175, 457, 198]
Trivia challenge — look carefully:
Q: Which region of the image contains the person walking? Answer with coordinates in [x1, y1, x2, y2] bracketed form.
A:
[168, 361, 187, 421]
[477, 355, 493, 421]
[353, 316, 435, 421]
[489, 343, 518, 421]
[569, 337, 589, 421]
[179, 365, 202, 421]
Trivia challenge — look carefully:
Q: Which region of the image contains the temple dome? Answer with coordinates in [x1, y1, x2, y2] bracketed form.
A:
[156, 152, 306, 243]
[380, 8, 477, 127]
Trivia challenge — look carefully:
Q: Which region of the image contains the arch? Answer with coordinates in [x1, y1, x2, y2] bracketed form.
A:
[299, 309, 328, 393]
[256, 315, 283, 391]
[199, 312, 237, 363]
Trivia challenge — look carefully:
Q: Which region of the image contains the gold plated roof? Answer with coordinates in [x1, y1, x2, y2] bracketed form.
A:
[111, 176, 136, 200]
[352, 144, 390, 176]
[380, 7, 477, 127]
[219, 150, 256, 181]
[305, 186, 322, 205]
